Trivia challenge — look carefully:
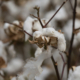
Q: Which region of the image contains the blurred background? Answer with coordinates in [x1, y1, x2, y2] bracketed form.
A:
[0, 0, 80, 80]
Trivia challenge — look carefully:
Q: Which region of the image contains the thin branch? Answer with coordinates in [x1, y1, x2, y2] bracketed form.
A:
[31, 7, 44, 28]
[44, 0, 68, 27]
[51, 56, 60, 80]
[68, 0, 77, 73]
[59, 53, 65, 63]
[59, 53, 67, 80]
[4, 21, 33, 37]
[61, 63, 66, 80]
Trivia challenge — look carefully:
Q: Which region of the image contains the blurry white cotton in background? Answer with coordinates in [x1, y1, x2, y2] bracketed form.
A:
[68, 66, 80, 80]
[3, 1, 20, 16]
[3, 58, 24, 74]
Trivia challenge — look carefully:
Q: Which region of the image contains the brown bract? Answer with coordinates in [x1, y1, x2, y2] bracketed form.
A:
[29, 36, 58, 49]
[4, 21, 25, 43]
[0, 57, 7, 68]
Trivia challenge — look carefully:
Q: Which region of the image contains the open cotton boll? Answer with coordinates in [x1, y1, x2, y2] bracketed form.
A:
[42, 28, 66, 51]
[3, 58, 24, 74]
[45, 11, 57, 28]
[23, 17, 34, 41]
[68, 66, 80, 80]
[33, 31, 43, 39]
[35, 67, 51, 80]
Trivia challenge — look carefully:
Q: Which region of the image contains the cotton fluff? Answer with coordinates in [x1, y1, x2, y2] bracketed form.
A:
[68, 66, 80, 80]
[8, 45, 16, 57]
[33, 31, 43, 39]
[3, 58, 24, 74]
[23, 17, 34, 41]
[23, 58, 41, 80]
[23, 46, 52, 80]
[35, 67, 51, 80]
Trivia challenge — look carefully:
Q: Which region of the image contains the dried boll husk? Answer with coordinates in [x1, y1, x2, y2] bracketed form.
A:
[0, 57, 7, 69]
[4, 21, 25, 42]
[29, 36, 58, 49]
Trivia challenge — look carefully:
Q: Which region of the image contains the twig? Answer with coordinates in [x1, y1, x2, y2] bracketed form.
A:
[4, 21, 33, 37]
[68, 0, 77, 73]
[31, 7, 44, 28]
[59, 53, 67, 80]
[51, 56, 60, 80]
[44, 0, 68, 27]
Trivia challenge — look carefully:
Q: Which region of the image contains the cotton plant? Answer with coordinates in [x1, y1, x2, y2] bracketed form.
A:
[1, 0, 80, 80]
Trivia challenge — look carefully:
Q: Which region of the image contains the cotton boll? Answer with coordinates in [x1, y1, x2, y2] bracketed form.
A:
[23, 17, 34, 41]
[68, 66, 80, 80]
[33, 31, 43, 39]
[42, 27, 66, 51]
[3, 58, 24, 74]
[55, 32, 66, 52]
